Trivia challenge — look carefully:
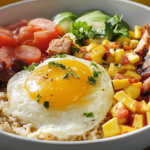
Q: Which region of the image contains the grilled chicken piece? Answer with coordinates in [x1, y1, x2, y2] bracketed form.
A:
[134, 24, 150, 56]
[46, 37, 72, 56]
[141, 77, 150, 96]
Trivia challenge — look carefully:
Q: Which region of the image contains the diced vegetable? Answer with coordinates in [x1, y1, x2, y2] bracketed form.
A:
[102, 39, 109, 48]
[112, 79, 130, 90]
[132, 114, 143, 128]
[134, 26, 143, 39]
[129, 40, 139, 49]
[124, 70, 141, 80]
[86, 43, 97, 52]
[115, 49, 125, 64]
[121, 54, 130, 65]
[125, 50, 139, 64]
[146, 112, 150, 125]
[118, 64, 136, 73]
[114, 90, 129, 102]
[122, 126, 137, 134]
[108, 63, 119, 78]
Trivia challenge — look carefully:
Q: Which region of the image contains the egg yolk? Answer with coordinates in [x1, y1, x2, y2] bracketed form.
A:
[25, 59, 92, 110]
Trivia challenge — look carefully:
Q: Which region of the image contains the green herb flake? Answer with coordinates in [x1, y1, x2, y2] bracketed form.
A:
[68, 67, 80, 78]
[37, 94, 42, 103]
[81, 51, 87, 59]
[51, 54, 67, 58]
[83, 112, 94, 118]
[48, 61, 66, 70]
[91, 61, 98, 68]
[71, 46, 80, 53]
[88, 76, 97, 85]
[24, 63, 39, 72]
[44, 101, 49, 109]
[57, 36, 61, 39]
[114, 63, 121, 68]
[93, 70, 101, 78]
[63, 73, 69, 80]
[102, 62, 110, 67]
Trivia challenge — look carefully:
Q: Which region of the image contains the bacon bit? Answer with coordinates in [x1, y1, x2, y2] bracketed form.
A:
[122, 54, 130, 65]
[109, 42, 120, 49]
[123, 45, 131, 51]
[114, 73, 126, 80]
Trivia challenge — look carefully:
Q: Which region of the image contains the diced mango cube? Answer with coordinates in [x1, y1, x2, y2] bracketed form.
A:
[109, 48, 116, 57]
[122, 97, 138, 112]
[132, 82, 142, 89]
[112, 98, 118, 106]
[102, 39, 110, 48]
[124, 70, 141, 80]
[122, 126, 137, 134]
[119, 125, 123, 131]
[132, 114, 143, 128]
[73, 51, 83, 58]
[129, 40, 139, 49]
[85, 38, 105, 46]
[118, 64, 137, 73]
[107, 55, 115, 63]
[124, 85, 141, 99]
[108, 63, 119, 78]
[137, 100, 148, 113]
[115, 49, 125, 64]
[111, 102, 124, 117]
[125, 50, 139, 64]
[102, 117, 121, 138]
[146, 112, 150, 125]
[114, 90, 129, 102]
[147, 101, 150, 112]
[129, 31, 136, 39]
[134, 26, 143, 39]
[117, 38, 131, 46]
[86, 43, 97, 53]
[92, 46, 106, 64]
[112, 79, 130, 90]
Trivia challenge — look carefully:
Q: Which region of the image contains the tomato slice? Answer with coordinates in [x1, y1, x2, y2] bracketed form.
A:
[14, 45, 42, 65]
[0, 28, 17, 48]
[117, 107, 129, 121]
[7, 19, 29, 34]
[128, 77, 140, 84]
[83, 52, 92, 61]
[0, 46, 16, 67]
[34, 29, 58, 52]
[22, 39, 36, 46]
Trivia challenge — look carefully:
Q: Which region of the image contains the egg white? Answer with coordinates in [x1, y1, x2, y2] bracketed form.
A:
[7, 55, 114, 139]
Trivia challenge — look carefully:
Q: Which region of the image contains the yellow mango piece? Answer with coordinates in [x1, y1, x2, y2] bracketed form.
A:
[124, 70, 141, 80]
[119, 125, 123, 131]
[137, 100, 148, 113]
[107, 55, 115, 63]
[118, 64, 137, 73]
[112, 79, 130, 90]
[134, 26, 143, 39]
[122, 97, 138, 113]
[129, 40, 139, 49]
[92, 46, 106, 64]
[122, 126, 137, 134]
[115, 49, 125, 64]
[102, 117, 121, 138]
[112, 98, 118, 106]
[102, 39, 109, 48]
[125, 50, 140, 64]
[146, 112, 150, 125]
[108, 63, 119, 78]
[73, 51, 82, 58]
[124, 85, 140, 99]
[132, 82, 142, 89]
[147, 101, 150, 112]
[85, 38, 105, 46]
[129, 31, 136, 39]
[114, 90, 129, 102]
[132, 114, 143, 128]
[86, 43, 97, 53]
[110, 48, 116, 57]
[117, 38, 131, 46]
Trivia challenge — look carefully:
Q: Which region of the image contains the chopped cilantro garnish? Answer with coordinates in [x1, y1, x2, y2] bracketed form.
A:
[63, 73, 69, 80]
[51, 54, 66, 58]
[93, 70, 101, 78]
[37, 94, 42, 103]
[102, 62, 110, 67]
[48, 61, 66, 70]
[24, 63, 39, 72]
[81, 51, 87, 58]
[57, 36, 61, 39]
[44, 101, 49, 109]
[91, 61, 98, 68]
[88, 76, 97, 85]
[114, 63, 121, 68]
[68, 68, 80, 78]
[83, 112, 94, 118]
[71, 46, 80, 53]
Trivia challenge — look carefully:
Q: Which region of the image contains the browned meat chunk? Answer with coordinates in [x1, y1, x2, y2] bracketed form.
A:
[141, 77, 150, 96]
[46, 38, 72, 56]
[134, 24, 150, 56]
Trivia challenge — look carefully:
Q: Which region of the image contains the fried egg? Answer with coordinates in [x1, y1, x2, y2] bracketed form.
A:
[7, 55, 114, 139]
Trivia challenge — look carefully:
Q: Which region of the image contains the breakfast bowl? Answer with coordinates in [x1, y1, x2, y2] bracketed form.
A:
[0, 0, 150, 150]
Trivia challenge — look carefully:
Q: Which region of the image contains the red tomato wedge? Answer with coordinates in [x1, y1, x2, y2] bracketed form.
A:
[122, 54, 130, 65]
[7, 19, 29, 34]
[128, 78, 140, 84]
[123, 46, 131, 51]
[0, 46, 16, 67]
[0, 27, 17, 48]
[114, 73, 126, 80]
[83, 52, 92, 61]
[80, 47, 87, 53]
[34, 29, 58, 52]
[117, 107, 129, 121]
[28, 18, 62, 35]
[14, 45, 42, 65]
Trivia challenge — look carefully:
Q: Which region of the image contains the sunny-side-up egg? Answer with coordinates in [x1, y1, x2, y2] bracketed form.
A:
[7, 55, 114, 139]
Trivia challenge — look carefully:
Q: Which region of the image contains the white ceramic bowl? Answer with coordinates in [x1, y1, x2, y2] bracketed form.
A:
[0, 0, 150, 150]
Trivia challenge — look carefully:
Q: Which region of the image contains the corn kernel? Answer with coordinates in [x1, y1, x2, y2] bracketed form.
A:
[125, 50, 139, 64]
[102, 39, 110, 48]
[134, 26, 143, 39]
[108, 63, 119, 78]
[132, 114, 143, 128]
[122, 126, 137, 134]
[115, 49, 125, 64]
[112, 79, 130, 90]
[86, 43, 97, 53]
[114, 90, 129, 102]
[146, 112, 150, 125]
[124, 70, 141, 80]
[122, 97, 138, 113]
[102, 117, 121, 138]
[129, 40, 139, 49]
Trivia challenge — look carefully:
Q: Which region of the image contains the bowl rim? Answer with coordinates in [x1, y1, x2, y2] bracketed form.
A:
[0, 0, 150, 145]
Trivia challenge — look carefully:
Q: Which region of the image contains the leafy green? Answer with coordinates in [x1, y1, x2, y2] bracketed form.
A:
[88, 76, 97, 85]
[71, 46, 80, 53]
[91, 61, 98, 68]
[68, 68, 80, 78]
[63, 73, 69, 80]
[44, 101, 49, 109]
[37, 94, 42, 103]
[48, 61, 66, 70]
[51, 54, 66, 58]
[83, 112, 94, 118]
[93, 70, 101, 77]
[24, 63, 39, 72]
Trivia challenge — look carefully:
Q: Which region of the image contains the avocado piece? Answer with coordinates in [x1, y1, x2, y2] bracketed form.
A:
[52, 12, 78, 35]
